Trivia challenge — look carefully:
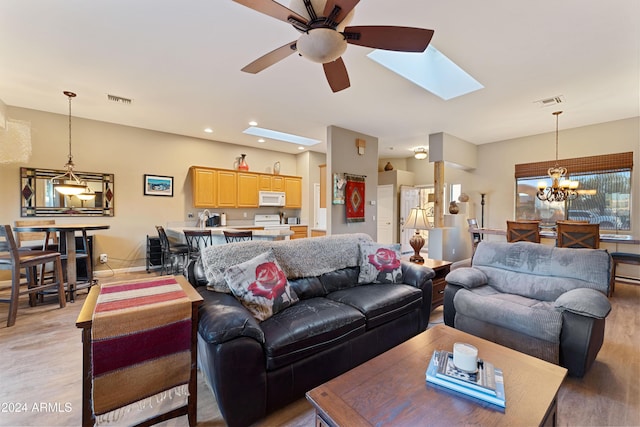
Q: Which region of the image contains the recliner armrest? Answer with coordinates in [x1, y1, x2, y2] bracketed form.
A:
[197, 289, 265, 345]
[554, 288, 611, 319]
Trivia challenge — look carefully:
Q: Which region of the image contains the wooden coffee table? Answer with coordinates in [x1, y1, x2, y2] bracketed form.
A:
[306, 325, 567, 426]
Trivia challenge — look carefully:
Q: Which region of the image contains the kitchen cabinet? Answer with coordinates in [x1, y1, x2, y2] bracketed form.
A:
[319, 164, 326, 208]
[290, 225, 308, 240]
[284, 177, 302, 208]
[190, 166, 302, 209]
[217, 170, 237, 208]
[237, 173, 259, 207]
[311, 230, 326, 237]
[191, 167, 217, 208]
[271, 176, 285, 192]
[258, 175, 272, 191]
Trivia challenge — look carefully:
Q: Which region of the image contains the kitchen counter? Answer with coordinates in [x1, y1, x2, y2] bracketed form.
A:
[166, 226, 293, 245]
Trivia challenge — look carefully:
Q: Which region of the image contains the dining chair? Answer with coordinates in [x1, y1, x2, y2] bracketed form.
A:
[183, 229, 213, 261]
[0, 225, 66, 327]
[556, 222, 600, 249]
[506, 220, 541, 243]
[14, 219, 59, 250]
[156, 226, 189, 275]
[223, 230, 253, 243]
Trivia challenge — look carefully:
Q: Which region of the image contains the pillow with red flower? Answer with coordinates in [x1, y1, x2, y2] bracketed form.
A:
[224, 250, 299, 322]
[357, 243, 403, 284]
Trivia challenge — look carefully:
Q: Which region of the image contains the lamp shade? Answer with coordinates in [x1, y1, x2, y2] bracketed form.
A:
[405, 207, 432, 230]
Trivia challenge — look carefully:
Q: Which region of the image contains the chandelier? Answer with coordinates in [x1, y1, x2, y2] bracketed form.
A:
[51, 91, 93, 198]
[536, 111, 579, 202]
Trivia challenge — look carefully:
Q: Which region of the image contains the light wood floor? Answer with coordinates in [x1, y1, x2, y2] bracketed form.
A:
[0, 273, 638, 426]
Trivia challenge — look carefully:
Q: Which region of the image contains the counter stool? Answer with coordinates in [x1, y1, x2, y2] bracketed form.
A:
[0, 225, 66, 327]
[610, 252, 640, 296]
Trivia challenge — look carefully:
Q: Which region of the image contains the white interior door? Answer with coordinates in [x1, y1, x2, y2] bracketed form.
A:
[400, 185, 419, 253]
[377, 185, 393, 244]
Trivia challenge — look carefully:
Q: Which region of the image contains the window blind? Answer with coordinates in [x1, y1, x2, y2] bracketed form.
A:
[515, 152, 633, 179]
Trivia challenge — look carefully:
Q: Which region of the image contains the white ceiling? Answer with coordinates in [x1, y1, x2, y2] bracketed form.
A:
[1, 0, 638, 158]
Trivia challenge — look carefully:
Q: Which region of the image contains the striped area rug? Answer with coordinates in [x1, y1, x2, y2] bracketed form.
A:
[91, 276, 192, 424]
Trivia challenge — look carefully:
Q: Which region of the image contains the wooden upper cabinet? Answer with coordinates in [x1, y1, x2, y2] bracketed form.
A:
[258, 175, 272, 191]
[191, 167, 217, 208]
[237, 173, 259, 207]
[271, 176, 285, 192]
[190, 166, 302, 209]
[284, 177, 302, 208]
[319, 164, 326, 209]
[217, 170, 237, 207]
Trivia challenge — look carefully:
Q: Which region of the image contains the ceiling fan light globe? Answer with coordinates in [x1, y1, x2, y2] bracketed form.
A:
[297, 28, 347, 63]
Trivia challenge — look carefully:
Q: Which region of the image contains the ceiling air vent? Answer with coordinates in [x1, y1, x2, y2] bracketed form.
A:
[535, 95, 565, 107]
[107, 94, 133, 105]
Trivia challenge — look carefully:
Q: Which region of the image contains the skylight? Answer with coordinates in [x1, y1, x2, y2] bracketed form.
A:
[243, 126, 321, 146]
[367, 45, 483, 100]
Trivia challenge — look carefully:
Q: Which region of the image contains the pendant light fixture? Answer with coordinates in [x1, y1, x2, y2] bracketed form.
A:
[536, 111, 579, 202]
[414, 147, 428, 160]
[51, 91, 92, 197]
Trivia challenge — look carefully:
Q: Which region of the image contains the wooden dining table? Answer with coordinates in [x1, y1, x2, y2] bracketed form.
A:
[13, 223, 110, 300]
[470, 226, 640, 245]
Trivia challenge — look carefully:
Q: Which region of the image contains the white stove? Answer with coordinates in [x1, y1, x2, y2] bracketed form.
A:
[254, 214, 289, 229]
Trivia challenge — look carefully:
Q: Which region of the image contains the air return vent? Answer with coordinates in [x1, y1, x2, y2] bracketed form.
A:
[106, 94, 133, 105]
[535, 95, 565, 107]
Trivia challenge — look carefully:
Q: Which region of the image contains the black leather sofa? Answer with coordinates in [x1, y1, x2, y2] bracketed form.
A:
[187, 234, 434, 426]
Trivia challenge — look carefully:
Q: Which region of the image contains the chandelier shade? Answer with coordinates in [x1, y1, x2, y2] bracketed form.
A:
[536, 111, 579, 202]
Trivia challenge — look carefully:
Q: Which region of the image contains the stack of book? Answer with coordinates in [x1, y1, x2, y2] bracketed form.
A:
[426, 350, 506, 408]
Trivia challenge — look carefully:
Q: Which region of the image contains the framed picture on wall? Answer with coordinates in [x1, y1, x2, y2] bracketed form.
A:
[144, 174, 173, 197]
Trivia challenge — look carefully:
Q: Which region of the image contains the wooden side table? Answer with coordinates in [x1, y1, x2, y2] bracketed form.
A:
[75, 275, 203, 427]
[404, 257, 451, 310]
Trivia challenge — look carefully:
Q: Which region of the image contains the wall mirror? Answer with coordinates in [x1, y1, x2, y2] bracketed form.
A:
[20, 167, 115, 217]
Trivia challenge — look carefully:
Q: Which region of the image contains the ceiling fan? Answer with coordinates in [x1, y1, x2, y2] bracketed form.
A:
[234, 0, 435, 92]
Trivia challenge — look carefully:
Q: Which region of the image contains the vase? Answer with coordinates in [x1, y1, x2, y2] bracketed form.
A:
[384, 162, 394, 171]
[237, 154, 249, 171]
[449, 201, 459, 214]
[458, 193, 469, 203]
[274, 161, 280, 175]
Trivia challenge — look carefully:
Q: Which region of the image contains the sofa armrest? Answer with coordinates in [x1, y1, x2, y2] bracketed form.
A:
[198, 289, 265, 345]
[187, 258, 208, 288]
[554, 288, 611, 319]
[401, 260, 435, 288]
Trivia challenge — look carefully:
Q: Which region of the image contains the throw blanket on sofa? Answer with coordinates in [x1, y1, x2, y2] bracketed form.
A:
[91, 277, 191, 425]
[202, 233, 373, 293]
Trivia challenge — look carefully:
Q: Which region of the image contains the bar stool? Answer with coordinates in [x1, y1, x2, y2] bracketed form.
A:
[0, 225, 66, 327]
[223, 231, 253, 243]
[506, 220, 541, 243]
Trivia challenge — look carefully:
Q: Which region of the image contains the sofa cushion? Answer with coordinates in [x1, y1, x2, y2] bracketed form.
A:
[225, 250, 299, 322]
[320, 267, 360, 294]
[453, 287, 562, 343]
[260, 298, 366, 370]
[288, 276, 326, 300]
[327, 284, 423, 329]
[554, 288, 611, 319]
[357, 243, 403, 284]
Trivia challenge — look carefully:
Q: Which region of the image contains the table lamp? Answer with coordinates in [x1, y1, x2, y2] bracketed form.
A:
[404, 207, 432, 263]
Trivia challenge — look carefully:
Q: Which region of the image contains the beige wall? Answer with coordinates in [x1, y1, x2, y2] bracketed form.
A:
[0, 106, 303, 272]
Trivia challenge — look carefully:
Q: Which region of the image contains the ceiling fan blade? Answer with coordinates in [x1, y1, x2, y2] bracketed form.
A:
[344, 26, 434, 52]
[233, 0, 308, 25]
[323, 58, 350, 93]
[323, 0, 360, 24]
[241, 41, 298, 74]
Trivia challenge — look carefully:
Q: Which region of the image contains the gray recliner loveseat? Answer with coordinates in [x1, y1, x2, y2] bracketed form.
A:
[444, 240, 612, 377]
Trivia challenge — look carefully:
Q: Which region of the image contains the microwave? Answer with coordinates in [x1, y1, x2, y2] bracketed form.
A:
[259, 191, 286, 207]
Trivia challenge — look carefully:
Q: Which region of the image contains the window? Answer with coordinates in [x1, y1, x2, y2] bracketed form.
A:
[515, 152, 633, 231]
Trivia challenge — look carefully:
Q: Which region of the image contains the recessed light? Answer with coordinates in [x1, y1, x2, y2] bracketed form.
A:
[258, 138, 265, 143]
[298, 146, 305, 150]
[204, 128, 213, 133]
[249, 121, 258, 126]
